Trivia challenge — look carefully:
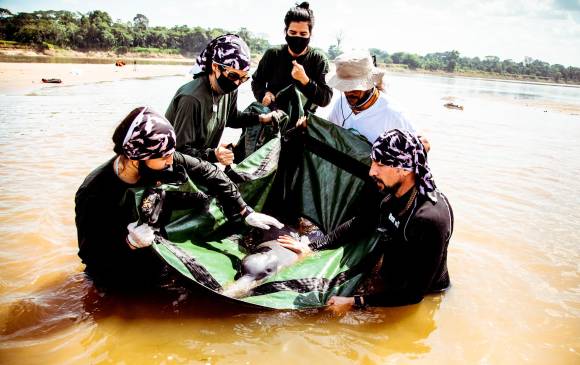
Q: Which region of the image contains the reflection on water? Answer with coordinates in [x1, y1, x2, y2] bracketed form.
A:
[1, 271, 440, 364]
[0, 74, 579, 364]
[385, 72, 580, 106]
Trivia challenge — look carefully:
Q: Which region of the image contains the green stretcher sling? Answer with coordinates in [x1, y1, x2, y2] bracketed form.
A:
[129, 87, 382, 309]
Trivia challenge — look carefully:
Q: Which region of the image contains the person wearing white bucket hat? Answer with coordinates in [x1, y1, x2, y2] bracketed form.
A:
[326, 51, 429, 151]
[327, 51, 386, 93]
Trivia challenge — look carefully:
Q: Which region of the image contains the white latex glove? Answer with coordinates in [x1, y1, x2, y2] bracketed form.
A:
[126, 221, 156, 250]
[245, 212, 284, 230]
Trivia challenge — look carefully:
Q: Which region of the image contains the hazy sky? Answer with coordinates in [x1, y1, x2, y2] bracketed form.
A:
[2, 0, 579, 66]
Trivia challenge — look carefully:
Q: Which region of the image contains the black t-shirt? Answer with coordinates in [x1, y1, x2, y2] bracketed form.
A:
[309, 188, 454, 306]
[251, 45, 333, 108]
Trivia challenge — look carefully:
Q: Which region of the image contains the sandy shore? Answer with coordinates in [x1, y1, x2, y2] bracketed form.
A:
[0, 62, 191, 95]
[0, 47, 193, 61]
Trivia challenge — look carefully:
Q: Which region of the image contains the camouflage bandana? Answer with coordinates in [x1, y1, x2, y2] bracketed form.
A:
[122, 107, 176, 160]
[195, 34, 251, 74]
[371, 129, 436, 196]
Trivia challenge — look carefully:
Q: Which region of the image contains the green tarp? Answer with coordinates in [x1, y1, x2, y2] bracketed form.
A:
[130, 87, 381, 309]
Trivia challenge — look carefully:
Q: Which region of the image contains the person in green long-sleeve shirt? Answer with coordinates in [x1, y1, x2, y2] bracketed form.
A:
[166, 34, 279, 165]
[251, 2, 332, 111]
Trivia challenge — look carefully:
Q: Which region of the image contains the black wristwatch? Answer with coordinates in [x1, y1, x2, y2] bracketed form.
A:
[354, 295, 366, 308]
[241, 206, 254, 218]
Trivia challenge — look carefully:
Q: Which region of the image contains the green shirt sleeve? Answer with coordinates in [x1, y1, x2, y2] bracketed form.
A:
[225, 90, 259, 129]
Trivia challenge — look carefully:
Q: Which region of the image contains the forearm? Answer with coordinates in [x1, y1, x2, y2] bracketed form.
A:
[296, 78, 333, 107]
[179, 154, 247, 216]
[251, 78, 267, 103]
[199, 167, 247, 216]
[226, 110, 260, 129]
[225, 89, 260, 129]
[308, 216, 361, 250]
[178, 144, 218, 163]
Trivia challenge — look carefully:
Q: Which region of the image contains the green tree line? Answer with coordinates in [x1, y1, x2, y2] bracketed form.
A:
[365, 48, 580, 84]
[1, 8, 578, 84]
[0, 9, 270, 55]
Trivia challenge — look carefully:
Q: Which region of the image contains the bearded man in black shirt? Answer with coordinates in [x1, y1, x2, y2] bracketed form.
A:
[278, 129, 454, 311]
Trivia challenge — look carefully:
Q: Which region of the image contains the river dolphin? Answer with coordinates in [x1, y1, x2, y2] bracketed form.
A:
[223, 226, 301, 298]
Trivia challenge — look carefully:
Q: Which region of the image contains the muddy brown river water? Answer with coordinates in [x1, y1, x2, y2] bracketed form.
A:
[0, 71, 579, 364]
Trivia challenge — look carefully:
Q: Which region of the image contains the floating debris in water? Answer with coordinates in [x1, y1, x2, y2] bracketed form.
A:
[444, 102, 464, 110]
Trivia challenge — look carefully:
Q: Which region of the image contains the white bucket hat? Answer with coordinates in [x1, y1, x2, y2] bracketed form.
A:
[326, 50, 384, 92]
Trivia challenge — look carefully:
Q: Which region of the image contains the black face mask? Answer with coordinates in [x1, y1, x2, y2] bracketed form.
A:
[285, 35, 310, 55]
[216, 72, 239, 94]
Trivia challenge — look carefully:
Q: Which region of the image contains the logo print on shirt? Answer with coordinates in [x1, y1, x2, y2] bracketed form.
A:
[388, 213, 400, 228]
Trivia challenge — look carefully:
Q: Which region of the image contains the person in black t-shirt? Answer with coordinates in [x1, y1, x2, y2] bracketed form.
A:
[251, 2, 332, 111]
[277, 129, 453, 311]
[75, 107, 283, 288]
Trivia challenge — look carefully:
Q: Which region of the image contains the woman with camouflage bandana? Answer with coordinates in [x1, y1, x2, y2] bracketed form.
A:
[165, 34, 280, 166]
[75, 107, 283, 288]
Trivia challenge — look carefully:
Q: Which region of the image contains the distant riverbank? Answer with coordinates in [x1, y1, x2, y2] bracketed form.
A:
[0, 45, 194, 66]
[0, 62, 189, 95]
[3, 46, 579, 88]
[381, 64, 580, 87]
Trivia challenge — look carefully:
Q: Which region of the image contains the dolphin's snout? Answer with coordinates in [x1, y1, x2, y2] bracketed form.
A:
[225, 239, 301, 299]
[242, 252, 278, 280]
